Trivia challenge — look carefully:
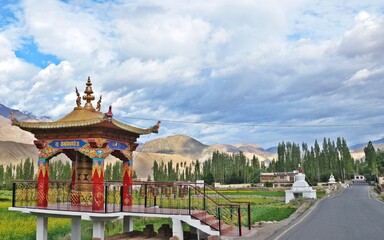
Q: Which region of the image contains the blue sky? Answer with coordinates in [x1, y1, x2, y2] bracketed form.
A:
[1, 0, 384, 148]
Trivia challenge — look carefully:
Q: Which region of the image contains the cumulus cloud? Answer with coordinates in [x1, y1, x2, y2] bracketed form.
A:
[22, 0, 105, 59]
[338, 11, 384, 58]
[0, 31, 40, 108]
[0, 0, 384, 147]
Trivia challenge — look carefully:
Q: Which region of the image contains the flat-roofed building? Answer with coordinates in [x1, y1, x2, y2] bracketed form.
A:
[260, 172, 295, 187]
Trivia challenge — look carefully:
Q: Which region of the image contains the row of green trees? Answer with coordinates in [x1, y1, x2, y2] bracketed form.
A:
[269, 138, 355, 183]
[152, 138, 380, 185]
[363, 141, 384, 181]
[0, 138, 381, 189]
[0, 158, 35, 189]
[0, 159, 128, 190]
[104, 161, 138, 181]
[153, 151, 262, 184]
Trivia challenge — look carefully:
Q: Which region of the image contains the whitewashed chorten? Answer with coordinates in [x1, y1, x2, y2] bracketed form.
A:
[285, 164, 317, 203]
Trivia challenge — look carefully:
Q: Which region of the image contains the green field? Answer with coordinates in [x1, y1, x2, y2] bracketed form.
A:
[0, 188, 313, 239]
[0, 190, 74, 240]
[206, 189, 286, 197]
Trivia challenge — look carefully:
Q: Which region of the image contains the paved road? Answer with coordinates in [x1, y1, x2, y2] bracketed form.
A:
[270, 182, 384, 240]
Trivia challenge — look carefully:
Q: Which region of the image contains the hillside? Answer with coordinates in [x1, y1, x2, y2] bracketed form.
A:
[0, 114, 38, 165]
[0, 141, 38, 165]
[0, 103, 51, 121]
[140, 135, 208, 160]
[132, 152, 193, 179]
[0, 116, 35, 144]
[198, 143, 276, 162]
[140, 135, 277, 162]
[349, 140, 384, 161]
[1, 103, 382, 178]
[350, 138, 384, 151]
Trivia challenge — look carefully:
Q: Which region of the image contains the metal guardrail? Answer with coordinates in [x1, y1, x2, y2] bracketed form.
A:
[12, 180, 123, 213]
[12, 180, 251, 236]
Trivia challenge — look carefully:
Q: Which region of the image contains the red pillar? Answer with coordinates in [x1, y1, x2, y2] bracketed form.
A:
[37, 158, 49, 207]
[122, 159, 133, 207]
[92, 158, 105, 211]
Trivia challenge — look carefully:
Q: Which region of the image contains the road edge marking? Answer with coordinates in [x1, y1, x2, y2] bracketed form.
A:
[273, 187, 346, 240]
[368, 186, 384, 204]
[273, 199, 321, 240]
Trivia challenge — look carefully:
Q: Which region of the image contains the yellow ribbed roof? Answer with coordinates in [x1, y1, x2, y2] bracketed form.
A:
[10, 77, 160, 135]
[12, 105, 159, 135]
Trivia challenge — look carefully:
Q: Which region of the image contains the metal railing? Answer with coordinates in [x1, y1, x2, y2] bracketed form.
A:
[12, 180, 251, 236]
[12, 180, 123, 213]
[204, 184, 252, 233]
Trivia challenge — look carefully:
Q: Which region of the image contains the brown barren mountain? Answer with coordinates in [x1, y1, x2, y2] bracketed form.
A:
[132, 152, 194, 180]
[0, 116, 35, 144]
[0, 141, 38, 165]
[0, 116, 37, 165]
[0, 116, 277, 178]
[1, 113, 372, 179]
[140, 135, 208, 159]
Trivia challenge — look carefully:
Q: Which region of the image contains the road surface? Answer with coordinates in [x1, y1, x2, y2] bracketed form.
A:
[269, 182, 384, 240]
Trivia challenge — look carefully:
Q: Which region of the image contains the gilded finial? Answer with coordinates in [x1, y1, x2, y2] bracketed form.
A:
[96, 95, 102, 112]
[82, 77, 95, 110]
[106, 105, 113, 122]
[75, 87, 82, 107]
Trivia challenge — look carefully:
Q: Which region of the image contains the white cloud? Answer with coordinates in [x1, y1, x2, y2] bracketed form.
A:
[0, 30, 40, 108]
[16, 61, 76, 116]
[114, 14, 212, 58]
[0, 0, 384, 147]
[344, 69, 371, 86]
[344, 66, 384, 86]
[338, 11, 384, 57]
[22, 0, 105, 58]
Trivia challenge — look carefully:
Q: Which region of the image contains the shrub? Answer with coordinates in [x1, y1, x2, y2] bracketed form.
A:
[265, 181, 273, 188]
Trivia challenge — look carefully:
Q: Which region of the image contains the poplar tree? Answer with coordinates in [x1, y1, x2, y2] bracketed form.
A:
[364, 141, 376, 177]
[0, 165, 4, 188]
[4, 164, 13, 190]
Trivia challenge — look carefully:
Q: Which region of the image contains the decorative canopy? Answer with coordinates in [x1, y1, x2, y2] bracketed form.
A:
[11, 77, 160, 141]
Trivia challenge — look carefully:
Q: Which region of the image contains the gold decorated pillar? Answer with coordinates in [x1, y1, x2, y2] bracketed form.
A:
[74, 155, 93, 207]
[78, 138, 112, 212]
[92, 157, 105, 211]
[37, 157, 49, 207]
[122, 159, 133, 207]
[121, 143, 137, 208]
[34, 140, 61, 207]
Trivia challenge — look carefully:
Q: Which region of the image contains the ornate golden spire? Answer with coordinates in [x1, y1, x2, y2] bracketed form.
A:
[83, 77, 95, 110]
[96, 95, 102, 112]
[75, 87, 82, 108]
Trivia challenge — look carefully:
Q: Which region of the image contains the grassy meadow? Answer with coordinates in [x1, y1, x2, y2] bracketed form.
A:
[0, 188, 324, 239]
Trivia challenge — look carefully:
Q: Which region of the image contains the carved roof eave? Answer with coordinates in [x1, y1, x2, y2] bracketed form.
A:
[11, 116, 160, 135]
[111, 119, 160, 135]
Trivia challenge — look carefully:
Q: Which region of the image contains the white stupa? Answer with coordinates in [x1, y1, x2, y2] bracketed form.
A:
[328, 173, 337, 185]
[285, 165, 317, 203]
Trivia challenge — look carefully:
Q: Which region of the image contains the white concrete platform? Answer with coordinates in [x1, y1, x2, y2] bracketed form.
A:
[9, 207, 220, 240]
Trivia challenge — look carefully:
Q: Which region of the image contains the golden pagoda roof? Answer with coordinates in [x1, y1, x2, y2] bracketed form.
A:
[11, 77, 160, 135]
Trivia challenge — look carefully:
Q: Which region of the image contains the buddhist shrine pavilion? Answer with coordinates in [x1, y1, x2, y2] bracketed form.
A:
[11, 77, 160, 210]
[9, 77, 251, 240]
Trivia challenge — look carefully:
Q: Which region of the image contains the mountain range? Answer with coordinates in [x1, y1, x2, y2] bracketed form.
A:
[0, 103, 381, 178]
[0, 104, 51, 122]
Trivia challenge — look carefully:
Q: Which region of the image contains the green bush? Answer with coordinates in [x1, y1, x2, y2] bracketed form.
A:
[265, 181, 273, 187]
